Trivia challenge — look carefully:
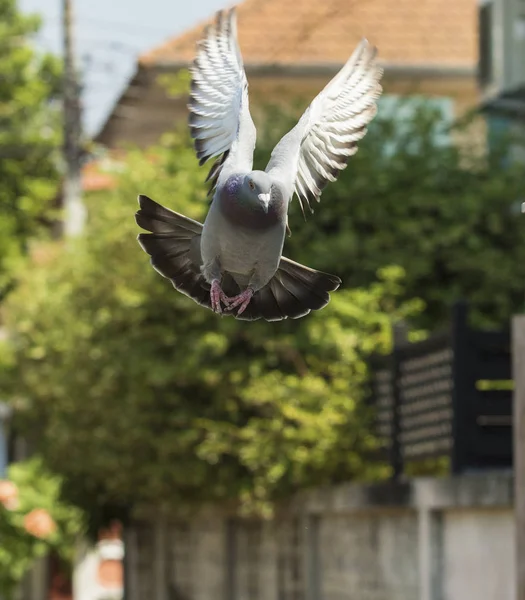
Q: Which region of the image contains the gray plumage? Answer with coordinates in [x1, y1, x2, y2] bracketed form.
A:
[135, 7, 383, 321]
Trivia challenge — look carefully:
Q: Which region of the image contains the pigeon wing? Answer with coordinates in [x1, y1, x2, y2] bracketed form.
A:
[266, 39, 383, 216]
[189, 8, 256, 195]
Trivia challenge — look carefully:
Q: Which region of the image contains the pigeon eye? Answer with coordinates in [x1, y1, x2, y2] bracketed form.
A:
[248, 180, 255, 191]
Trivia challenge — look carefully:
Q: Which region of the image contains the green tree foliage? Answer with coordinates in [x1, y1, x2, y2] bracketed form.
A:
[0, 458, 85, 599]
[254, 99, 525, 328]
[3, 91, 520, 522]
[0, 0, 62, 295]
[0, 136, 421, 523]
[160, 72, 525, 330]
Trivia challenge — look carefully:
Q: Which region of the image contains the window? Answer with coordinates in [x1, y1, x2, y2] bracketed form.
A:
[376, 94, 454, 155]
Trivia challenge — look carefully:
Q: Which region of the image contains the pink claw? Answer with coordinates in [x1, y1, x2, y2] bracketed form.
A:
[210, 279, 230, 314]
[227, 288, 254, 316]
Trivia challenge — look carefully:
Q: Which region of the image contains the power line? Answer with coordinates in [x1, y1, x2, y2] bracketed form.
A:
[37, 34, 142, 52]
[40, 14, 173, 35]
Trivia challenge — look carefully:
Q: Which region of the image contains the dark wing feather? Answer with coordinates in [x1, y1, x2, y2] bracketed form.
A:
[135, 195, 211, 310]
[135, 196, 341, 321]
[234, 256, 341, 321]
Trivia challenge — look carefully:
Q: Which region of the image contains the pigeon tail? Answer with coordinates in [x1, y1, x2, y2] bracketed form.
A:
[233, 257, 341, 322]
[135, 194, 213, 310]
[135, 195, 341, 321]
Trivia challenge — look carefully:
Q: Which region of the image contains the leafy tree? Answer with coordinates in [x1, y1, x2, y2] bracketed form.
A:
[0, 457, 84, 599]
[160, 71, 525, 330]
[0, 0, 62, 296]
[0, 135, 421, 524]
[254, 99, 525, 329]
[4, 91, 520, 523]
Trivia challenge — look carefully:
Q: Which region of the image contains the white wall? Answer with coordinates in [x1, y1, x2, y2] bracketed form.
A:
[443, 509, 515, 600]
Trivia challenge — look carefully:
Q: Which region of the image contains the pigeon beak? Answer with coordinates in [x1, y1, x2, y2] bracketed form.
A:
[258, 193, 271, 212]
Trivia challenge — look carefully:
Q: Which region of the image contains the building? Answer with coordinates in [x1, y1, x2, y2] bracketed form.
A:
[93, 0, 480, 152]
[478, 0, 525, 121]
[477, 0, 525, 166]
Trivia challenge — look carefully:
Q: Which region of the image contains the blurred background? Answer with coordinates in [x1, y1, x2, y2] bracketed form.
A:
[0, 0, 524, 599]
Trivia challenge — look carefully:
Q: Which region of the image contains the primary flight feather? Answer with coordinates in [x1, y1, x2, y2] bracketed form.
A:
[135, 7, 383, 321]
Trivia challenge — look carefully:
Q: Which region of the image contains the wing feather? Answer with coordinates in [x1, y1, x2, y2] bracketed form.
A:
[188, 8, 256, 195]
[266, 39, 383, 215]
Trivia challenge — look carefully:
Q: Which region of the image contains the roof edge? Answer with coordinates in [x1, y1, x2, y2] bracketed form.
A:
[480, 84, 525, 120]
[144, 60, 477, 78]
[93, 65, 148, 145]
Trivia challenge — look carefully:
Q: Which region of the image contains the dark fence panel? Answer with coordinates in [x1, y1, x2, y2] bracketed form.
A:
[369, 301, 513, 477]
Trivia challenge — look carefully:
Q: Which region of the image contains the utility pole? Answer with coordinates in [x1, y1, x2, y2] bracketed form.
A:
[513, 315, 525, 600]
[62, 0, 85, 237]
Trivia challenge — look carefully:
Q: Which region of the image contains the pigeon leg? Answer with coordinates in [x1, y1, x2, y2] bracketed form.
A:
[210, 279, 231, 314]
[226, 287, 254, 316]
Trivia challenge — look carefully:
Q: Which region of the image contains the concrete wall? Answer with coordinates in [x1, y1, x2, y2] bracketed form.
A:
[125, 471, 515, 600]
[442, 509, 515, 600]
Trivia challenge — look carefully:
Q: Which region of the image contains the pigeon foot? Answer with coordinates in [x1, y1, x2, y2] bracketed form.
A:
[226, 287, 254, 316]
[210, 279, 231, 314]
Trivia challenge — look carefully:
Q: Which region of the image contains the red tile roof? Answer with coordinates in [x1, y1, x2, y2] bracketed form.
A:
[140, 0, 478, 69]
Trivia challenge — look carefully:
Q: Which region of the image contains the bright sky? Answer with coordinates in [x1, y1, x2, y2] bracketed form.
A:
[19, 0, 229, 134]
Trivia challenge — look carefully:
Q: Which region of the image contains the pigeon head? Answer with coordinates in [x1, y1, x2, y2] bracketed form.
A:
[241, 171, 272, 213]
[219, 172, 283, 230]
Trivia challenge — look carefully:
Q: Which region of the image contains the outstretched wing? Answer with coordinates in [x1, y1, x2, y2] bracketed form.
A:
[266, 39, 383, 215]
[189, 8, 256, 195]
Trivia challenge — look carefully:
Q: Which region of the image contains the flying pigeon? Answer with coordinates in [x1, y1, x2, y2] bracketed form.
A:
[135, 7, 383, 321]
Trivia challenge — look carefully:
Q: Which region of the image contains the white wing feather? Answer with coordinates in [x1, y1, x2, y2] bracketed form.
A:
[189, 8, 256, 194]
[266, 39, 383, 215]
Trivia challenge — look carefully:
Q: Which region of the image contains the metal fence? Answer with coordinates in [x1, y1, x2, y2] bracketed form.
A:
[369, 301, 513, 476]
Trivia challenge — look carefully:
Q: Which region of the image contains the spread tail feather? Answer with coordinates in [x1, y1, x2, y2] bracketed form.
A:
[237, 257, 341, 321]
[135, 194, 212, 310]
[135, 195, 341, 321]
